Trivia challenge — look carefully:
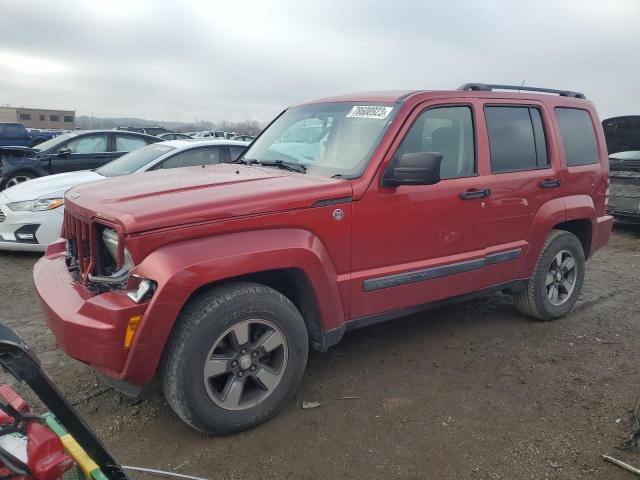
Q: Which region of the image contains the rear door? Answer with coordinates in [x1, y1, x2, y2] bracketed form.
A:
[152, 145, 224, 170]
[479, 101, 566, 286]
[112, 133, 157, 165]
[49, 133, 111, 173]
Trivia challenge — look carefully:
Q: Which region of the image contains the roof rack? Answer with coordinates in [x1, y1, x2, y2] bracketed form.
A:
[458, 83, 586, 99]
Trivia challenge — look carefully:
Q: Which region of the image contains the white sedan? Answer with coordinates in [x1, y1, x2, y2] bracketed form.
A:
[0, 139, 248, 252]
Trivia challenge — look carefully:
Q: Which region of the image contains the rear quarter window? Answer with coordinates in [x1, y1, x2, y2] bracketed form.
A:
[555, 108, 599, 166]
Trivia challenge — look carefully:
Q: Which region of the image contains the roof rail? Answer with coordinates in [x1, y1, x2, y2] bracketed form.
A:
[458, 83, 586, 99]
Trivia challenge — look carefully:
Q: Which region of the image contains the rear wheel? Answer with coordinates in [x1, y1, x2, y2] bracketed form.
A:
[162, 282, 308, 435]
[513, 229, 585, 321]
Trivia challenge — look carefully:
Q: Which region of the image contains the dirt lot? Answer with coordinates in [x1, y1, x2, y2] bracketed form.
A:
[1, 227, 639, 479]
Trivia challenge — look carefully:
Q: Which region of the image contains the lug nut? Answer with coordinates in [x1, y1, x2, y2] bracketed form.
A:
[250, 365, 256, 371]
[240, 349, 247, 355]
[238, 371, 244, 377]
[231, 361, 238, 367]
[251, 352, 258, 358]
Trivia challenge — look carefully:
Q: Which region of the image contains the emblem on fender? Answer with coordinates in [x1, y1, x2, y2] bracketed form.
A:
[333, 208, 344, 221]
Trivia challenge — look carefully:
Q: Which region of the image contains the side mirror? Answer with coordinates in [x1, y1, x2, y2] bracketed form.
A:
[382, 152, 442, 187]
[57, 147, 71, 157]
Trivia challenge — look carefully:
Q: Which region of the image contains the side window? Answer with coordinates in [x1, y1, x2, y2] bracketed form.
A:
[229, 146, 246, 161]
[64, 134, 108, 154]
[485, 106, 548, 173]
[555, 108, 599, 166]
[157, 147, 222, 169]
[116, 135, 149, 152]
[395, 106, 475, 179]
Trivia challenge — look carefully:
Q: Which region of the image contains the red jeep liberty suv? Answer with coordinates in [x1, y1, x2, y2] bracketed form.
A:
[34, 84, 614, 434]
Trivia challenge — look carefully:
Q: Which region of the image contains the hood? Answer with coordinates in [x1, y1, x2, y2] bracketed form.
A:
[65, 163, 352, 233]
[3, 170, 104, 202]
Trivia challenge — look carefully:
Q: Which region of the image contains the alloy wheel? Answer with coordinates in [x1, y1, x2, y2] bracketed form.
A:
[545, 249, 577, 306]
[203, 319, 288, 411]
[5, 176, 33, 188]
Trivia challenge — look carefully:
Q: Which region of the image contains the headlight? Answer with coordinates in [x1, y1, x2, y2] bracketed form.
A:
[7, 198, 64, 212]
[102, 227, 134, 270]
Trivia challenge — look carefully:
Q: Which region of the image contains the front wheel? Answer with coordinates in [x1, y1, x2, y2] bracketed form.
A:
[162, 282, 308, 435]
[2, 173, 36, 190]
[513, 229, 585, 321]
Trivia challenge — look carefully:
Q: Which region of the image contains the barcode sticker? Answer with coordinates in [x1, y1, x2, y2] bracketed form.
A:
[346, 105, 393, 119]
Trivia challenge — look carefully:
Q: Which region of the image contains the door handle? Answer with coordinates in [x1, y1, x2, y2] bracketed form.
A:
[539, 179, 562, 188]
[459, 188, 491, 200]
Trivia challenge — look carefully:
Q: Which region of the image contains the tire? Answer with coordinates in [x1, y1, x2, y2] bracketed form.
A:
[2, 172, 36, 190]
[513, 229, 585, 321]
[162, 282, 309, 435]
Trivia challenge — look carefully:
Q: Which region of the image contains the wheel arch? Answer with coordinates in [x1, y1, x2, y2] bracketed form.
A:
[119, 228, 346, 385]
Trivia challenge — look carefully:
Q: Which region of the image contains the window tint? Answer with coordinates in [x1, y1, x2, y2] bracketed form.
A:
[0, 124, 24, 137]
[64, 134, 108, 154]
[395, 106, 475, 179]
[116, 135, 149, 152]
[485, 106, 548, 173]
[157, 147, 222, 169]
[555, 108, 599, 166]
[229, 145, 246, 161]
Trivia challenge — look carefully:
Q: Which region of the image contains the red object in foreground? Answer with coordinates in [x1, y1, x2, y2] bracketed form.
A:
[0, 384, 73, 480]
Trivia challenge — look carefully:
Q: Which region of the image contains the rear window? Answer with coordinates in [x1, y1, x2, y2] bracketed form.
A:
[555, 108, 599, 166]
[485, 106, 548, 173]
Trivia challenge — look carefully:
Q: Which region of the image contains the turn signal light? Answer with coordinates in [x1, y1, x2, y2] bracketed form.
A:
[124, 315, 142, 348]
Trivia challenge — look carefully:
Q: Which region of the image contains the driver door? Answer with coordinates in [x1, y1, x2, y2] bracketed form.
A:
[49, 133, 111, 173]
[350, 100, 490, 319]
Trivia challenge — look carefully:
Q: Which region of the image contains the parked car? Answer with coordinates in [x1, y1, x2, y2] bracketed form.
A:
[0, 122, 59, 148]
[116, 126, 170, 136]
[602, 116, 640, 223]
[232, 134, 256, 142]
[34, 84, 613, 435]
[157, 132, 193, 141]
[0, 139, 248, 251]
[0, 130, 159, 190]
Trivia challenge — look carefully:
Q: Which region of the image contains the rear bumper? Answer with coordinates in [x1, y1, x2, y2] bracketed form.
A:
[33, 240, 149, 381]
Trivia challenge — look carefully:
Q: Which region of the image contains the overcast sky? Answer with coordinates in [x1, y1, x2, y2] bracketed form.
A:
[0, 0, 638, 124]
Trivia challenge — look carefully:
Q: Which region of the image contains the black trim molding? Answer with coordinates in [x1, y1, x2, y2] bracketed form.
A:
[362, 248, 522, 292]
[312, 197, 353, 208]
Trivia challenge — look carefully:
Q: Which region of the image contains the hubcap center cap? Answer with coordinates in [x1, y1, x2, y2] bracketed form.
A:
[239, 355, 252, 370]
[555, 271, 563, 283]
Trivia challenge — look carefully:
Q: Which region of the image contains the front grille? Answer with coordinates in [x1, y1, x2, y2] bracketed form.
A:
[0, 208, 5, 223]
[63, 210, 95, 279]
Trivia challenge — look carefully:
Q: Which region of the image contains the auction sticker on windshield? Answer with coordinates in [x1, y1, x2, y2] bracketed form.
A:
[346, 105, 393, 119]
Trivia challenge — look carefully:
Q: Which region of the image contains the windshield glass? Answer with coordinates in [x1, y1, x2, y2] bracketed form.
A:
[242, 102, 398, 178]
[96, 144, 176, 177]
[33, 132, 78, 152]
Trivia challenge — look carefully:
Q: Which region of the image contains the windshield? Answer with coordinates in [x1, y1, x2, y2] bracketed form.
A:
[32, 132, 78, 152]
[96, 144, 176, 177]
[242, 102, 398, 178]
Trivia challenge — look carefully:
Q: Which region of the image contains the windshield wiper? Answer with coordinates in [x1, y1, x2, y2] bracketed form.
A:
[257, 160, 306, 174]
[232, 156, 257, 165]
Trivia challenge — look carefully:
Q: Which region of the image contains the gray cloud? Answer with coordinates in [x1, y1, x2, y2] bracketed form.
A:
[0, 0, 638, 123]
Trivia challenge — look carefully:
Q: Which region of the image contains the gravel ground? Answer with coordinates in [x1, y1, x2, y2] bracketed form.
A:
[0, 226, 639, 479]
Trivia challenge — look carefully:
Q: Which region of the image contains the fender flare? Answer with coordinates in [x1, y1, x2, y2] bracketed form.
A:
[121, 228, 345, 384]
[520, 197, 567, 276]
